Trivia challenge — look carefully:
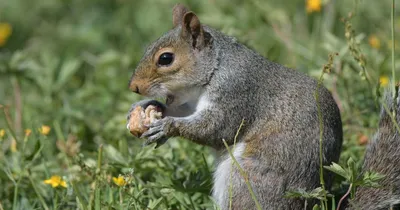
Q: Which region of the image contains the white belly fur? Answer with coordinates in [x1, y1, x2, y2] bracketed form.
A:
[212, 142, 246, 209]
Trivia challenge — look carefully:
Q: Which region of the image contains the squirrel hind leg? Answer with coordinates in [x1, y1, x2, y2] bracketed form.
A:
[212, 142, 246, 210]
[212, 142, 305, 210]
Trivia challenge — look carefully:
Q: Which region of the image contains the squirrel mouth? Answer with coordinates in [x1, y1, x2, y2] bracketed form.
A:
[166, 95, 175, 106]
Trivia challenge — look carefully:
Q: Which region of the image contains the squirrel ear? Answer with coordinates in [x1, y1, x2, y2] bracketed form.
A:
[181, 12, 205, 49]
[172, 4, 189, 28]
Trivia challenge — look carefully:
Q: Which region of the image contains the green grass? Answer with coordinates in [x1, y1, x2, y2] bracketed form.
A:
[0, 0, 399, 209]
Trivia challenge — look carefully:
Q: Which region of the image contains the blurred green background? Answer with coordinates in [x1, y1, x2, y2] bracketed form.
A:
[0, 0, 399, 209]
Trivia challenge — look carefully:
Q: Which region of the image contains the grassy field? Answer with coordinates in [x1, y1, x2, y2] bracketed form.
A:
[0, 0, 399, 209]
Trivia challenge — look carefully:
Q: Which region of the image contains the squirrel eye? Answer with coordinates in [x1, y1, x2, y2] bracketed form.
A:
[157, 52, 174, 66]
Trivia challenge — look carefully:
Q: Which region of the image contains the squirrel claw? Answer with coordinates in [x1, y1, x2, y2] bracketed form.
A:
[142, 133, 167, 147]
[141, 125, 162, 138]
[144, 131, 165, 142]
[141, 117, 175, 148]
[155, 138, 168, 148]
[141, 117, 173, 147]
[142, 137, 168, 148]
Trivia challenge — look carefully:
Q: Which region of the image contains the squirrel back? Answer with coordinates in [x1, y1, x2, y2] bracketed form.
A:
[351, 90, 400, 209]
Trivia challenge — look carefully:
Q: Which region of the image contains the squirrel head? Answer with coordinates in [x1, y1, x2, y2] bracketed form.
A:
[129, 4, 215, 105]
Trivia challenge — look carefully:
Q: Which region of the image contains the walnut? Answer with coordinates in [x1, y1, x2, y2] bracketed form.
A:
[128, 105, 163, 137]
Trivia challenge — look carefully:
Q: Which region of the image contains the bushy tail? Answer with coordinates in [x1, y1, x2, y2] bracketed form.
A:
[351, 90, 400, 209]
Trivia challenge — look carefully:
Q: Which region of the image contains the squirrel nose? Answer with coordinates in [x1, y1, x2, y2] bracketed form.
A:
[130, 84, 140, 94]
[129, 77, 149, 95]
[129, 78, 140, 93]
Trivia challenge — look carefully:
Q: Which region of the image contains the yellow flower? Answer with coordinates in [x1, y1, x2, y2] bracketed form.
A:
[39, 125, 51, 135]
[25, 129, 32, 137]
[0, 129, 5, 138]
[11, 138, 17, 152]
[306, 0, 321, 13]
[0, 23, 12, 47]
[368, 35, 380, 49]
[44, 175, 67, 188]
[113, 175, 126, 187]
[380, 76, 389, 87]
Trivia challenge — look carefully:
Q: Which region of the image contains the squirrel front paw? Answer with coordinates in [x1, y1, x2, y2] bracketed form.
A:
[141, 117, 177, 147]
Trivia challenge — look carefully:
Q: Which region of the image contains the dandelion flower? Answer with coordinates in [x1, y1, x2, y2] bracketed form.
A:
[368, 35, 380, 49]
[39, 125, 51, 135]
[113, 175, 126, 187]
[306, 0, 321, 13]
[44, 175, 67, 188]
[0, 129, 5, 138]
[380, 76, 389, 87]
[0, 23, 12, 47]
[25, 129, 32, 137]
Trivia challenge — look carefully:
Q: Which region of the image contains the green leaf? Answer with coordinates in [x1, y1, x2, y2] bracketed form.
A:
[324, 162, 348, 180]
[347, 157, 357, 183]
[160, 188, 175, 195]
[309, 187, 328, 200]
[147, 197, 163, 209]
[285, 187, 328, 201]
[358, 171, 385, 188]
[54, 58, 82, 91]
[312, 204, 320, 210]
[103, 145, 127, 165]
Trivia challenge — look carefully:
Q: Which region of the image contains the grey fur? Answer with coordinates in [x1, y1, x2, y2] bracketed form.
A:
[128, 7, 343, 210]
[350, 90, 400, 210]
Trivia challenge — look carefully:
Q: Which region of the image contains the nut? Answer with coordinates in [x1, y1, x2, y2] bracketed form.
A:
[128, 105, 162, 137]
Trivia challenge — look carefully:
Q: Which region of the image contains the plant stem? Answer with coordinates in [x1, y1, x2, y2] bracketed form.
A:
[336, 184, 352, 210]
[12, 179, 20, 210]
[382, 102, 400, 133]
[222, 139, 262, 210]
[119, 188, 123, 210]
[95, 145, 103, 210]
[1, 105, 19, 143]
[0, 201, 4, 210]
[315, 71, 328, 209]
[392, 0, 396, 88]
[12, 77, 22, 135]
[97, 145, 103, 172]
[228, 119, 245, 210]
[391, 0, 397, 117]
[28, 174, 50, 210]
[71, 180, 88, 210]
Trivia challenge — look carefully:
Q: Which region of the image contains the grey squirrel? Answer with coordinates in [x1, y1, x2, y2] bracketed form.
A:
[126, 4, 399, 210]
